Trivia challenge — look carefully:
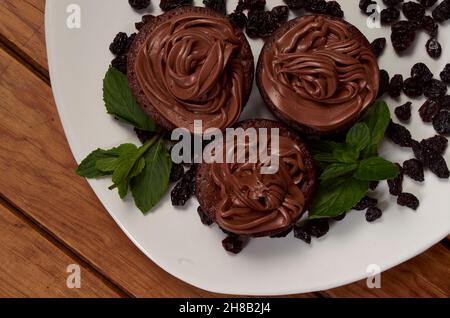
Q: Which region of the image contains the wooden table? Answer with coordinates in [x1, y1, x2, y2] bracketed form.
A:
[0, 0, 449, 298]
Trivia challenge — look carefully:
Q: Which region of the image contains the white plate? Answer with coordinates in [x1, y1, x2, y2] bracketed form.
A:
[45, 0, 450, 295]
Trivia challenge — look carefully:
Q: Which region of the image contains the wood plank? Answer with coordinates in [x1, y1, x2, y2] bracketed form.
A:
[0, 200, 122, 298]
[322, 243, 450, 298]
[0, 0, 47, 72]
[0, 46, 316, 298]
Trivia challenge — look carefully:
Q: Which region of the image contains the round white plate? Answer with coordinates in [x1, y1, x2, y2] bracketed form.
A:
[45, 0, 450, 295]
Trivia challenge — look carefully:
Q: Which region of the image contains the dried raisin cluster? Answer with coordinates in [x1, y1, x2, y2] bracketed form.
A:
[376, 0, 448, 58]
[129, 0, 151, 10]
[294, 219, 330, 244]
[109, 32, 136, 74]
[171, 166, 196, 206]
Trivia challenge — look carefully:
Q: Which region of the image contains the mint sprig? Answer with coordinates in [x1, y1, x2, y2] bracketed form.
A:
[76, 67, 172, 214]
[103, 67, 157, 132]
[310, 101, 400, 219]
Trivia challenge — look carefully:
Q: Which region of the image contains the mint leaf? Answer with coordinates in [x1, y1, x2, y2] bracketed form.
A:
[309, 178, 369, 219]
[76, 144, 136, 178]
[346, 123, 370, 152]
[131, 138, 172, 214]
[111, 145, 140, 186]
[320, 163, 358, 181]
[354, 157, 400, 181]
[103, 67, 157, 132]
[96, 157, 120, 172]
[360, 101, 390, 152]
[332, 147, 359, 163]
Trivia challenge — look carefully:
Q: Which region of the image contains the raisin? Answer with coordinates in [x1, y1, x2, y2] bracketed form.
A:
[413, 140, 450, 178]
[403, 77, 423, 97]
[160, 0, 192, 11]
[387, 163, 404, 195]
[371, 37, 387, 58]
[432, 0, 450, 23]
[284, 0, 305, 10]
[391, 20, 416, 53]
[128, 0, 150, 10]
[378, 69, 390, 98]
[305, 0, 327, 14]
[171, 166, 196, 206]
[420, 0, 437, 8]
[386, 121, 413, 147]
[326, 1, 344, 18]
[203, 0, 226, 14]
[294, 224, 311, 244]
[389, 74, 404, 97]
[246, 9, 280, 38]
[271, 5, 290, 23]
[333, 213, 346, 221]
[197, 206, 214, 226]
[383, 0, 403, 6]
[381, 7, 400, 24]
[440, 64, 450, 84]
[438, 95, 450, 110]
[228, 11, 248, 29]
[429, 154, 450, 178]
[403, 159, 425, 182]
[109, 32, 129, 56]
[395, 102, 412, 121]
[360, 0, 377, 15]
[419, 99, 440, 122]
[370, 181, 380, 190]
[307, 219, 329, 238]
[366, 207, 383, 222]
[411, 62, 433, 84]
[425, 79, 447, 99]
[353, 196, 378, 211]
[237, 0, 266, 11]
[421, 135, 448, 154]
[397, 192, 420, 210]
[421, 15, 438, 37]
[402, 1, 425, 21]
[222, 236, 246, 254]
[111, 55, 128, 74]
[433, 111, 450, 135]
[271, 228, 293, 238]
[170, 163, 184, 183]
[426, 38, 442, 58]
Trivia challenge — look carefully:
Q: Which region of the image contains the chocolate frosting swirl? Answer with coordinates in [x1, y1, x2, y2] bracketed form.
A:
[210, 134, 307, 236]
[260, 15, 379, 133]
[135, 11, 247, 133]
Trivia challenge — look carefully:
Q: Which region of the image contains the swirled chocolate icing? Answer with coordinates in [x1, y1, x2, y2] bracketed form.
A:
[135, 12, 247, 133]
[260, 15, 379, 133]
[210, 134, 307, 236]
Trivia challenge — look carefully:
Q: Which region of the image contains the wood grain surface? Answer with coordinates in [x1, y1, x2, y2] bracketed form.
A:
[0, 0, 448, 298]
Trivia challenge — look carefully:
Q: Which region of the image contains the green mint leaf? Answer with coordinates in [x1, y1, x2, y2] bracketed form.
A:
[309, 178, 369, 219]
[359, 101, 391, 153]
[314, 153, 339, 164]
[111, 145, 140, 186]
[332, 147, 359, 163]
[103, 67, 157, 132]
[76, 144, 137, 178]
[131, 138, 172, 214]
[96, 157, 119, 173]
[346, 123, 370, 152]
[320, 163, 359, 181]
[77, 149, 115, 178]
[354, 156, 400, 181]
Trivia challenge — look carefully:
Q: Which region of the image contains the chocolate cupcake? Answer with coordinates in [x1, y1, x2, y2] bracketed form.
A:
[257, 15, 380, 135]
[128, 6, 254, 134]
[196, 119, 316, 238]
